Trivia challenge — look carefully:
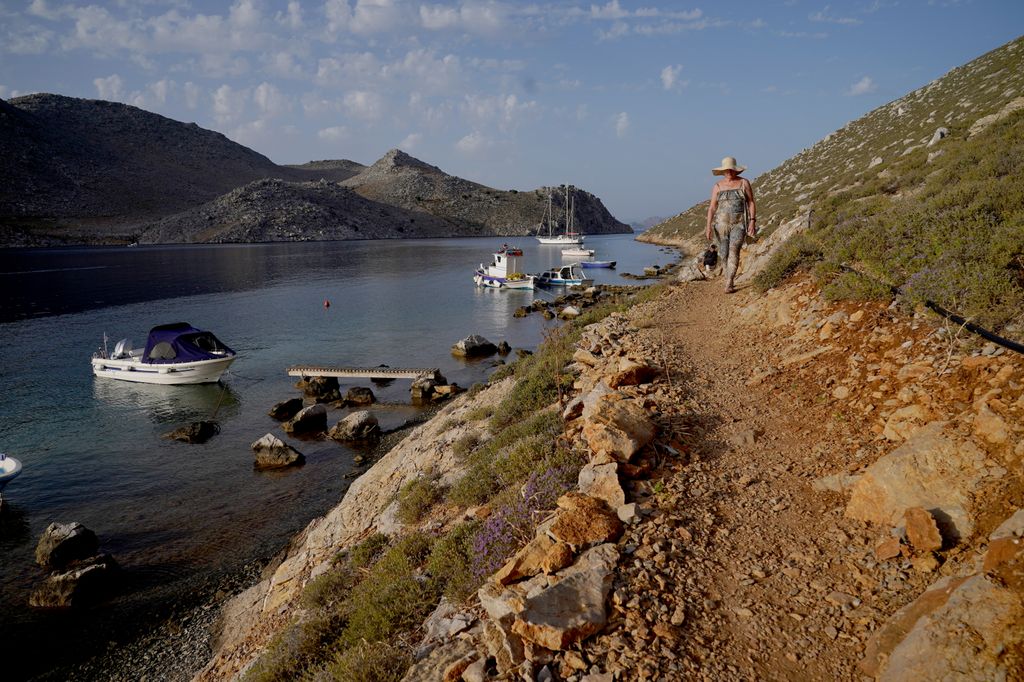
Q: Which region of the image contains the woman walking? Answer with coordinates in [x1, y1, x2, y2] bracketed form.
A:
[704, 156, 756, 293]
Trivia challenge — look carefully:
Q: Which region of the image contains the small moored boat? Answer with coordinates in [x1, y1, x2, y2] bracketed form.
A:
[475, 246, 535, 290]
[91, 323, 237, 385]
[0, 453, 22, 505]
[535, 264, 594, 287]
[561, 247, 595, 257]
[580, 260, 616, 268]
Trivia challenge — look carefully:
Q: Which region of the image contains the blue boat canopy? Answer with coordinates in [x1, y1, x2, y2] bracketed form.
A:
[142, 323, 235, 364]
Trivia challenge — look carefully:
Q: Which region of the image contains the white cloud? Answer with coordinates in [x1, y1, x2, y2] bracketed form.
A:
[461, 93, 537, 132]
[400, 132, 422, 150]
[213, 83, 249, 122]
[63, 6, 146, 53]
[343, 90, 384, 120]
[94, 74, 125, 101]
[302, 92, 341, 116]
[325, 0, 353, 32]
[318, 125, 350, 140]
[183, 81, 201, 109]
[149, 78, 173, 104]
[846, 75, 876, 96]
[420, 4, 460, 29]
[27, 0, 63, 20]
[591, 1, 629, 20]
[254, 81, 291, 117]
[576, 104, 588, 121]
[809, 5, 863, 25]
[614, 111, 629, 137]
[265, 51, 306, 79]
[4, 24, 53, 54]
[660, 64, 686, 91]
[228, 0, 262, 28]
[456, 130, 490, 154]
[597, 21, 629, 40]
[277, 1, 304, 28]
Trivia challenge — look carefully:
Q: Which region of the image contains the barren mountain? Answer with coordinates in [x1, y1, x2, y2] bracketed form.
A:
[138, 149, 631, 244]
[1, 95, 629, 245]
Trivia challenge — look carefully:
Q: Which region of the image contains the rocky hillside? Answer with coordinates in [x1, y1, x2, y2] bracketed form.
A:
[0, 95, 628, 246]
[643, 35, 1024, 244]
[138, 149, 631, 244]
[341, 149, 631, 238]
[137, 177, 455, 244]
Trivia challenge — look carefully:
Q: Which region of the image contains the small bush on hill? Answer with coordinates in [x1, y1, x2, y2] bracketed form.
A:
[753, 234, 823, 292]
[395, 472, 444, 525]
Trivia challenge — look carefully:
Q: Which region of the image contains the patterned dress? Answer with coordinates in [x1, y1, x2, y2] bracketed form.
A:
[713, 186, 749, 290]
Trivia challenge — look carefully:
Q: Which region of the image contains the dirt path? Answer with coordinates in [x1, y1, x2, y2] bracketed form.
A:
[581, 277, 937, 680]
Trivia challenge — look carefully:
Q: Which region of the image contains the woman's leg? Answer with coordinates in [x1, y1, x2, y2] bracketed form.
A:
[724, 224, 745, 292]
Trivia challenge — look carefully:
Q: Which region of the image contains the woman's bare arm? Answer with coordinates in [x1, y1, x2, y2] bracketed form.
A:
[743, 178, 757, 236]
[705, 183, 720, 241]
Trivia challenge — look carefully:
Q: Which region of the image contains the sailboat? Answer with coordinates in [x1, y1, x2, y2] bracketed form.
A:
[536, 185, 584, 245]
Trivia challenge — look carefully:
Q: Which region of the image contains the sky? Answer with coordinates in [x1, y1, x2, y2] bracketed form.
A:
[1, 1, 1022, 222]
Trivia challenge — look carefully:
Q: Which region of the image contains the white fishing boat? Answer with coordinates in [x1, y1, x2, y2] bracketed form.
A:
[536, 186, 584, 245]
[91, 323, 237, 385]
[0, 453, 22, 505]
[535, 264, 594, 287]
[474, 246, 535, 290]
[561, 247, 595, 257]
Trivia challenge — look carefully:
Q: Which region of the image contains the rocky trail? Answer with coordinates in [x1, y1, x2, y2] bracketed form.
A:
[569, 274, 1024, 681]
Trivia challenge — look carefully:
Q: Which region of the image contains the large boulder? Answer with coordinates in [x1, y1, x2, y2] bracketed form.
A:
[282, 404, 327, 435]
[328, 411, 381, 442]
[296, 375, 341, 402]
[451, 335, 498, 358]
[163, 420, 220, 444]
[411, 371, 448, 404]
[268, 397, 304, 421]
[845, 422, 990, 541]
[510, 543, 619, 651]
[344, 386, 376, 406]
[35, 522, 99, 569]
[606, 358, 658, 388]
[549, 492, 624, 548]
[581, 394, 656, 463]
[251, 433, 305, 470]
[29, 554, 118, 608]
[577, 462, 625, 509]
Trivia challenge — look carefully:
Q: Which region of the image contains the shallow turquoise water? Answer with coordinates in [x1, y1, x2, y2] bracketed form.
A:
[0, 234, 673, 678]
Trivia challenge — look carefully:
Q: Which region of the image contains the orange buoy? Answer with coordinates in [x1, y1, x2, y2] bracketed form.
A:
[323, 299, 331, 308]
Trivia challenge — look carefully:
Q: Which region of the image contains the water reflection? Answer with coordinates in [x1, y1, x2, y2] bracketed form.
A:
[91, 380, 240, 425]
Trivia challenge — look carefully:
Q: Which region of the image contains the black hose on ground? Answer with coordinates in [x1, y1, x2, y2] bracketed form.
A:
[837, 264, 1024, 356]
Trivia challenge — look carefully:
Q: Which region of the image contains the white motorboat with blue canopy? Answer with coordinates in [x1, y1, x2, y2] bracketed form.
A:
[535, 264, 594, 287]
[474, 246, 535, 290]
[0, 453, 22, 505]
[91, 323, 237, 385]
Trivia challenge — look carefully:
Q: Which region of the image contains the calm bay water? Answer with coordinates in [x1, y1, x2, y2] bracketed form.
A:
[0, 234, 672, 679]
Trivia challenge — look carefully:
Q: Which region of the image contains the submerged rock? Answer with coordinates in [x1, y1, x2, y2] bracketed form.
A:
[452, 334, 498, 358]
[268, 397, 304, 421]
[35, 522, 99, 569]
[296, 375, 341, 402]
[282, 404, 327, 435]
[29, 554, 118, 608]
[328, 411, 380, 442]
[251, 433, 305, 469]
[344, 386, 375, 406]
[163, 420, 220, 444]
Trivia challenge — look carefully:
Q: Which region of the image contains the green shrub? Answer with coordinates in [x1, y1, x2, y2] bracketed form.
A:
[338, 535, 439, 649]
[448, 460, 500, 507]
[451, 432, 480, 461]
[242, 611, 346, 682]
[464, 404, 495, 421]
[426, 520, 482, 603]
[395, 472, 444, 525]
[301, 564, 357, 611]
[317, 639, 412, 682]
[349, 533, 390, 570]
[752, 233, 823, 292]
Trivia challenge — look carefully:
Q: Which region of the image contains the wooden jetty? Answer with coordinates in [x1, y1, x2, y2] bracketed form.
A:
[287, 365, 448, 404]
[286, 365, 443, 381]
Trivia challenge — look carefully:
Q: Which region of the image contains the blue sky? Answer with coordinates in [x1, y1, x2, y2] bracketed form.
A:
[1, 1, 1022, 222]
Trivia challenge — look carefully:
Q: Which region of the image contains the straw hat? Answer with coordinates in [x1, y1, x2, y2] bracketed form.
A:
[712, 156, 746, 175]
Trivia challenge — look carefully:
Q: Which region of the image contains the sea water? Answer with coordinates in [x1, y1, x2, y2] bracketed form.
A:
[0, 234, 672, 679]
